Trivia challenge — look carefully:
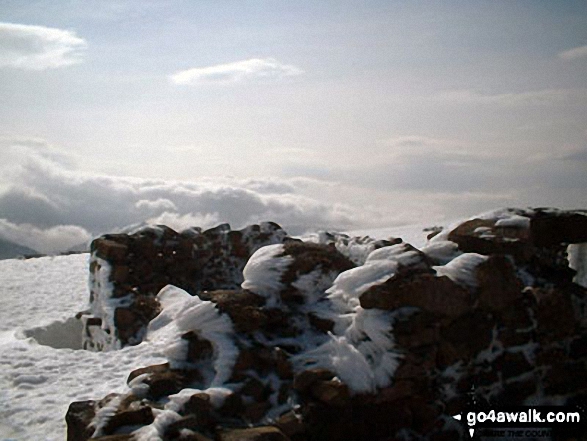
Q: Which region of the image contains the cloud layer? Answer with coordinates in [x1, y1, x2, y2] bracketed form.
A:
[0, 138, 361, 253]
[170, 58, 304, 85]
[0, 22, 86, 70]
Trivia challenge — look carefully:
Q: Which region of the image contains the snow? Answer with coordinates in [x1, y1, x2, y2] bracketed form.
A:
[304, 232, 385, 266]
[326, 260, 398, 307]
[495, 215, 530, 229]
[241, 244, 293, 306]
[568, 243, 587, 288]
[146, 285, 238, 386]
[0, 254, 166, 441]
[421, 240, 461, 265]
[433, 253, 488, 288]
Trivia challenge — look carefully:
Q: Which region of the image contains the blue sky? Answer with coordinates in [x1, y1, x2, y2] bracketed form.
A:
[0, 1, 586, 252]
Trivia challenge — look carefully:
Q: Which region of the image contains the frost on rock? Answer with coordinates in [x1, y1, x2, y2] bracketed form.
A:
[433, 253, 488, 288]
[304, 230, 401, 265]
[66, 210, 587, 441]
[83, 222, 289, 350]
[241, 244, 293, 306]
[568, 242, 587, 288]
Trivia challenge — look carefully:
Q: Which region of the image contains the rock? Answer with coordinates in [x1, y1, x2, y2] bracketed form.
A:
[293, 369, 335, 394]
[360, 272, 472, 318]
[93, 239, 129, 262]
[275, 411, 306, 438]
[533, 285, 578, 341]
[218, 426, 290, 441]
[86, 222, 289, 350]
[494, 351, 534, 380]
[128, 363, 201, 400]
[530, 211, 587, 246]
[199, 289, 267, 333]
[65, 400, 96, 441]
[182, 331, 214, 361]
[447, 218, 530, 259]
[438, 310, 495, 365]
[310, 380, 351, 407]
[475, 255, 524, 312]
[68, 209, 587, 440]
[102, 404, 154, 435]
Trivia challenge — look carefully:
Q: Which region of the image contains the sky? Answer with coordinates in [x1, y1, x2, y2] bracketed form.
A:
[0, 0, 586, 253]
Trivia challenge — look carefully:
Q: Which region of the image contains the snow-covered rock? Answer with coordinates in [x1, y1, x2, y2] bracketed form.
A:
[63, 209, 587, 440]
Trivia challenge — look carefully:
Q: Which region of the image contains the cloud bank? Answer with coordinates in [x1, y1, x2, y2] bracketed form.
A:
[170, 58, 304, 85]
[0, 138, 360, 253]
[0, 22, 86, 70]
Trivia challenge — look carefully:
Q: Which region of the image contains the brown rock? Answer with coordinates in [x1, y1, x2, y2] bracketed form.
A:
[394, 310, 441, 348]
[275, 411, 306, 438]
[375, 379, 416, 403]
[280, 241, 355, 286]
[543, 361, 587, 396]
[93, 239, 129, 262]
[164, 415, 201, 438]
[498, 377, 538, 404]
[293, 369, 335, 394]
[218, 426, 289, 441]
[308, 313, 334, 333]
[530, 212, 587, 246]
[111, 265, 130, 283]
[310, 380, 350, 407]
[114, 295, 160, 344]
[476, 255, 524, 312]
[127, 362, 170, 383]
[92, 435, 134, 441]
[243, 402, 271, 422]
[182, 331, 214, 361]
[494, 351, 533, 380]
[66, 400, 96, 441]
[533, 286, 577, 341]
[361, 273, 472, 318]
[102, 404, 154, 435]
[439, 310, 495, 363]
[447, 218, 530, 258]
[199, 289, 266, 333]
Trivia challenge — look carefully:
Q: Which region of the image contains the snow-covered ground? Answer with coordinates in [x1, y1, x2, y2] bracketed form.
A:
[0, 254, 168, 441]
[0, 226, 433, 441]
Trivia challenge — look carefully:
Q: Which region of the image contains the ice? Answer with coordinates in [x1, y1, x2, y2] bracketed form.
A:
[433, 253, 488, 288]
[421, 240, 461, 265]
[147, 285, 238, 386]
[326, 260, 398, 306]
[241, 243, 293, 306]
[495, 215, 530, 229]
[568, 243, 587, 288]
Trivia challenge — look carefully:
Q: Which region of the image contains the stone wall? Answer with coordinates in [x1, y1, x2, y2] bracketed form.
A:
[68, 208, 587, 440]
[82, 222, 288, 350]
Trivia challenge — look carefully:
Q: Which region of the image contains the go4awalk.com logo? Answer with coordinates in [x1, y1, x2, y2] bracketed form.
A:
[452, 405, 586, 439]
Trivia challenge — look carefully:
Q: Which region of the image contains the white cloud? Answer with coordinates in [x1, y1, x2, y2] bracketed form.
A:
[0, 142, 364, 252]
[135, 198, 177, 213]
[558, 44, 587, 61]
[146, 212, 220, 231]
[437, 88, 587, 106]
[0, 22, 86, 70]
[170, 58, 304, 85]
[0, 218, 91, 254]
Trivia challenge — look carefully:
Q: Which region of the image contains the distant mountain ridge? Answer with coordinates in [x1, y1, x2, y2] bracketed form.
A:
[0, 237, 40, 260]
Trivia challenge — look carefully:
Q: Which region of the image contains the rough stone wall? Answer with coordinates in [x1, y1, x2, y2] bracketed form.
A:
[68, 208, 587, 440]
[82, 222, 288, 350]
